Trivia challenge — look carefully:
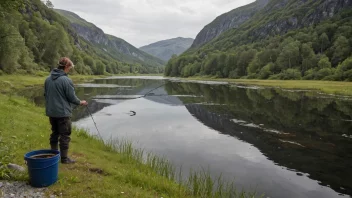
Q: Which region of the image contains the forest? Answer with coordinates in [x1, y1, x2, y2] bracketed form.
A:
[165, 8, 352, 81]
[0, 0, 161, 75]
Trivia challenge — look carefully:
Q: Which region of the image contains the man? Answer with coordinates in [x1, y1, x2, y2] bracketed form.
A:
[44, 57, 88, 164]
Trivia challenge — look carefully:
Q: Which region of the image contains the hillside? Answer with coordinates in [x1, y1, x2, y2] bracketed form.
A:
[165, 0, 352, 81]
[191, 0, 269, 48]
[0, 0, 162, 75]
[55, 9, 165, 71]
[139, 37, 194, 61]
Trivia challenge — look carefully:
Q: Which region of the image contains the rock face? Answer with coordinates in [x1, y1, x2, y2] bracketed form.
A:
[139, 37, 194, 61]
[248, 0, 352, 39]
[191, 0, 269, 48]
[191, 0, 351, 49]
[55, 9, 165, 67]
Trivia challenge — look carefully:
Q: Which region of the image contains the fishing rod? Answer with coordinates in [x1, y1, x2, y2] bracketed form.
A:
[93, 82, 168, 100]
[85, 105, 104, 141]
[139, 82, 168, 98]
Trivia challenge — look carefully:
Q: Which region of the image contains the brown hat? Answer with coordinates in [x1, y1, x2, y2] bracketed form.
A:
[58, 57, 75, 68]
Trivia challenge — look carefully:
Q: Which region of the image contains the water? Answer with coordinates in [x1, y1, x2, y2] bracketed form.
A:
[23, 76, 352, 198]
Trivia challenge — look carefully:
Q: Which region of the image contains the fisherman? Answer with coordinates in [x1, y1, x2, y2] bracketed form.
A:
[44, 57, 88, 164]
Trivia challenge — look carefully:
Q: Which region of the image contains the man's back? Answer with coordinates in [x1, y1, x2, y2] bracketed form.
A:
[44, 69, 80, 118]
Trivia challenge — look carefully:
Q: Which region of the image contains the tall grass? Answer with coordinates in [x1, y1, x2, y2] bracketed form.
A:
[77, 129, 261, 198]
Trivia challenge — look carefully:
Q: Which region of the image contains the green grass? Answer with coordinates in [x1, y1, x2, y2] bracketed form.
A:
[0, 75, 259, 198]
[0, 94, 190, 197]
[0, 73, 103, 94]
[185, 77, 352, 96]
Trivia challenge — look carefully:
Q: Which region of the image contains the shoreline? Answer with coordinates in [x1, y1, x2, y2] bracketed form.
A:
[179, 77, 352, 96]
[0, 74, 255, 198]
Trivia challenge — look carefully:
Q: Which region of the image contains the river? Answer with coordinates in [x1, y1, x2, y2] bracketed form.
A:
[23, 76, 352, 198]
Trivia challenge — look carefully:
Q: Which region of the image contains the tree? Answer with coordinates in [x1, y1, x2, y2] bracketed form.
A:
[71, 51, 85, 74]
[336, 57, 352, 81]
[237, 49, 256, 77]
[318, 55, 331, 69]
[0, 0, 24, 10]
[277, 40, 300, 70]
[203, 54, 218, 75]
[106, 62, 115, 74]
[83, 56, 96, 73]
[0, 22, 24, 73]
[259, 63, 274, 79]
[248, 54, 261, 75]
[45, 0, 54, 9]
[332, 36, 350, 66]
[95, 60, 105, 75]
[300, 43, 316, 74]
[319, 33, 330, 53]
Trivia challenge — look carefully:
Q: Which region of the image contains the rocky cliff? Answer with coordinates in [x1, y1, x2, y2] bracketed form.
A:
[246, 0, 352, 40]
[55, 9, 165, 67]
[191, 0, 352, 49]
[191, 0, 269, 48]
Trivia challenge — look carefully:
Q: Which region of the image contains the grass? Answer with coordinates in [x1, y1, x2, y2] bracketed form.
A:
[0, 73, 163, 94]
[0, 73, 103, 94]
[185, 77, 352, 96]
[0, 74, 259, 198]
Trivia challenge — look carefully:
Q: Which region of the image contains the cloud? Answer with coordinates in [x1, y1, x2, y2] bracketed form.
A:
[51, 0, 255, 47]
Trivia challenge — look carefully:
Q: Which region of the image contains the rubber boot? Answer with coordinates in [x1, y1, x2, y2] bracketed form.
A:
[60, 150, 76, 164]
[50, 144, 58, 151]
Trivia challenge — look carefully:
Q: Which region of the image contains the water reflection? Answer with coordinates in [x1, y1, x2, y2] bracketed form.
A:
[165, 82, 352, 196]
[20, 77, 352, 197]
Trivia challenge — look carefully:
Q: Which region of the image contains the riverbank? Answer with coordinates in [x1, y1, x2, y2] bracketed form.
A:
[0, 73, 102, 94]
[0, 74, 255, 198]
[0, 74, 190, 197]
[185, 77, 352, 96]
[0, 93, 192, 197]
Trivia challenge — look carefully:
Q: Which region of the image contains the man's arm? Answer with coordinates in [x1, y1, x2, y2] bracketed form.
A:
[63, 78, 81, 106]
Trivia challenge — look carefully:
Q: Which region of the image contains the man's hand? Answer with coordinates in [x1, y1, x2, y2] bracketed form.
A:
[80, 100, 88, 106]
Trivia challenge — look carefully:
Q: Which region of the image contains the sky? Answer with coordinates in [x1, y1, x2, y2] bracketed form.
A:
[50, 0, 255, 48]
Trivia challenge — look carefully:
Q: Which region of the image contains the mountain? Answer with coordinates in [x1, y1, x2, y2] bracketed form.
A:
[165, 0, 352, 81]
[55, 9, 165, 69]
[139, 37, 194, 61]
[191, 0, 269, 48]
[0, 0, 163, 75]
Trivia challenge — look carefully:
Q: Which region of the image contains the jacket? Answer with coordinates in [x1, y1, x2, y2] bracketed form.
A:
[44, 69, 81, 117]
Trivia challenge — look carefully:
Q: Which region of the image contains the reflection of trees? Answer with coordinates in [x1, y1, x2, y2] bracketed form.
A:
[72, 99, 111, 121]
[20, 78, 169, 121]
[165, 82, 352, 196]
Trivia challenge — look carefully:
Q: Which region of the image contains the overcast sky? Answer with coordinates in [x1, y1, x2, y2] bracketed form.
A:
[51, 0, 254, 47]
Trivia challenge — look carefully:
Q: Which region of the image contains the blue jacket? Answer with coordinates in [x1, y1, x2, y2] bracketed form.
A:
[44, 69, 80, 117]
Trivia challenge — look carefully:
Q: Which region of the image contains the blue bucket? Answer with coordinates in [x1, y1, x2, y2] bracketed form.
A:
[24, 149, 60, 188]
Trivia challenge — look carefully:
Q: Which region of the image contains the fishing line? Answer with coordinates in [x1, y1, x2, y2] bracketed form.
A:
[86, 105, 104, 141]
[93, 82, 167, 100]
[84, 83, 166, 139]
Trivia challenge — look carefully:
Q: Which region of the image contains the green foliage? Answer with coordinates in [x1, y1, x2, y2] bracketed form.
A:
[0, 0, 160, 75]
[335, 57, 352, 81]
[269, 69, 301, 80]
[276, 38, 300, 69]
[165, 8, 352, 81]
[332, 36, 351, 65]
[0, 0, 24, 10]
[318, 55, 331, 69]
[95, 60, 106, 75]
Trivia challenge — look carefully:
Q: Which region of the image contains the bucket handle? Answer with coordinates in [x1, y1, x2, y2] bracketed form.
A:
[26, 160, 60, 170]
